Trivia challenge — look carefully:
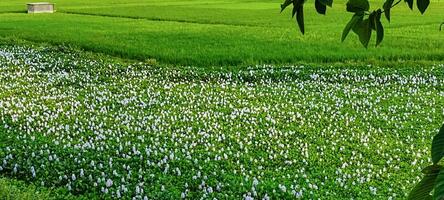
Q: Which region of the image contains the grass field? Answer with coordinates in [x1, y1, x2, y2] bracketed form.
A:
[0, 0, 442, 66]
[0, 0, 443, 199]
[0, 177, 50, 200]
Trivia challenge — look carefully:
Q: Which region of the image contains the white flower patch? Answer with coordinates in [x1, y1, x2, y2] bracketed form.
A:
[0, 45, 442, 199]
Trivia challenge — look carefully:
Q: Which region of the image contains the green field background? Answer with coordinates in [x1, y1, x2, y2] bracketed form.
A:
[0, 0, 443, 66]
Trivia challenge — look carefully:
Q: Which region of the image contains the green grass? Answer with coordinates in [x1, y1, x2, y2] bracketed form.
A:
[0, 0, 442, 66]
[0, 178, 50, 200]
[0, 176, 89, 199]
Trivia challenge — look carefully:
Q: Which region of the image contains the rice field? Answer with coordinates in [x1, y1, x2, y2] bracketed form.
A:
[0, 44, 443, 199]
[0, 0, 443, 66]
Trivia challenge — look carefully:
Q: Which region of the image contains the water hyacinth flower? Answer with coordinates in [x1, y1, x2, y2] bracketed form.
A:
[106, 179, 113, 187]
[30, 166, 36, 178]
[369, 186, 377, 195]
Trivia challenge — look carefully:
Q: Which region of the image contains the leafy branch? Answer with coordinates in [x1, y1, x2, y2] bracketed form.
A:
[281, 0, 431, 47]
[408, 124, 444, 200]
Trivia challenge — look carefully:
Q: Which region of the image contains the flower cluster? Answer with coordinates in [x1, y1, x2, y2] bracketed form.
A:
[0, 45, 443, 199]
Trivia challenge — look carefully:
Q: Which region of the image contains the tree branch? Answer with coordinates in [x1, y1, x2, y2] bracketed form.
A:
[380, 0, 403, 14]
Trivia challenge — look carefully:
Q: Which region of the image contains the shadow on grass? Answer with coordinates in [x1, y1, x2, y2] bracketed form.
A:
[0, 10, 27, 14]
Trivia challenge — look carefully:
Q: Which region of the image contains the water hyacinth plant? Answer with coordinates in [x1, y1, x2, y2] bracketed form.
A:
[0, 44, 443, 199]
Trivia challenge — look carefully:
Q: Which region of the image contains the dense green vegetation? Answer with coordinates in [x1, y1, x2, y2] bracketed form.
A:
[0, 43, 443, 199]
[0, 178, 51, 200]
[0, 176, 81, 200]
[0, 0, 443, 199]
[0, 0, 443, 66]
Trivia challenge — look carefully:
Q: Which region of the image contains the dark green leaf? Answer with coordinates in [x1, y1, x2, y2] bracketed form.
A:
[433, 170, 444, 200]
[417, 0, 430, 14]
[383, 0, 394, 22]
[369, 11, 377, 30]
[281, 0, 293, 12]
[376, 25, 384, 47]
[296, 5, 305, 34]
[375, 10, 384, 46]
[441, 22, 444, 31]
[405, 0, 414, 10]
[342, 14, 363, 42]
[318, 0, 333, 7]
[422, 165, 443, 175]
[346, 0, 370, 13]
[432, 124, 444, 164]
[408, 174, 438, 200]
[352, 18, 372, 48]
[315, 0, 327, 14]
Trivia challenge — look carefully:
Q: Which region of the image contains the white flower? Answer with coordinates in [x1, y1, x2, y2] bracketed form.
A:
[106, 179, 113, 187]
[244, 195, 254, 200]
[370, 186, 377, 195]
[278, 184, 286, 193]
[253, 178, 259, 187]
[31, 166, 36, 178]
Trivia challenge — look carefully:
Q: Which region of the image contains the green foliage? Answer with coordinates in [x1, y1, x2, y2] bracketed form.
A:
[0, 178, 50, 200]
[409, 124, 444, 200]
[281, 0, 339, 34]
[352, 18, 372, 48]
[383, 0, 394, 22]
[315, 0, 327, 14]
[370, 10, 384, 46]
[433, 172, 444, 200]
[405, 0, 414, 10]
[281, 0, 433, 47]
[0, 177, 87, 200]
[281, 0, 306, 34]
[342, 14, 363, 42]
[432, 125, 444, 164]
[408, 174, 437, 200]
[346, 0, 369, 13]
[417, 0, 430, 14]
